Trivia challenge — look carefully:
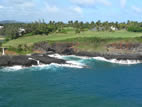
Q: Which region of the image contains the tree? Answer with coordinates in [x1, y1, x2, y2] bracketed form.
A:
[96, 20, 101, 26]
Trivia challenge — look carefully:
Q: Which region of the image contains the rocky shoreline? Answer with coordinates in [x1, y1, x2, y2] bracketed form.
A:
[74, 51, 142, 60]
[1, 42, 142, 67]
[0, 54, 66, 67]
[0, 52, 142, 67]
[34, 42, 142, 60]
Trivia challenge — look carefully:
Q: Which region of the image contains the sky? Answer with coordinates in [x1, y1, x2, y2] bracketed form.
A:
[0, 0, 142, 22]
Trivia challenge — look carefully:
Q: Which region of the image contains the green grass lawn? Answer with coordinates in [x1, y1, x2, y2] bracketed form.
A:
[3, 30, 142, 48]
[0, 36, 5, 42]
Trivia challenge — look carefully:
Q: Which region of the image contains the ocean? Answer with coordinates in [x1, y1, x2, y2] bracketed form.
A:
[0, 55, 142, 107]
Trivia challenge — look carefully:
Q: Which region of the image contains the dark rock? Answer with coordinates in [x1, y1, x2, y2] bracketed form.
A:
[0, 55, 38, 67]
[0, 56, 10, 66]
[33, 42, 142, 61]
[62, 48, 74, 55]
[47, 48, 56, 52]
[46, 51, 55, 55]
[74, 51, 142, 60]
[31, 55, 66, 64]
[33, 42, 74, 54]
[10, 56, 37, 66]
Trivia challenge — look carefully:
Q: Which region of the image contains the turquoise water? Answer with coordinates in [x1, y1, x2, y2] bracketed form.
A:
[0, 56, 142, 107]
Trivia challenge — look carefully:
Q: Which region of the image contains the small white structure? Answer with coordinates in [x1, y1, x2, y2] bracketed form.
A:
[18, 28, 26, 36]
[0, 26, 4, 30]
[2, 48, 5, 55]
[110, 26, 116, 31]
[0, 47, 6, 56]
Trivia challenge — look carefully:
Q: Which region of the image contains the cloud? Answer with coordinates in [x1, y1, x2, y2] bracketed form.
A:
[99, 0, 111, 6]
[70, 0, 111, 6]
[0, 0, 38, 21]
[1, 0, 36, 10]
[72, 6, 83, 14]
[1, 0, 142, 22]
[120, 0, 127, 8]
[45, 4, 59, 13]
[20, 1, 35, 8]
[0, 5, 4, 8]
[71, 0, 94, 5]
[132, 6, 142, 13]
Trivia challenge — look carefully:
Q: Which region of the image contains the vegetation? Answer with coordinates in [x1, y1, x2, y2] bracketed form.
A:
[2, 30, 142, 53]
[128, 26, 142, 32]
[1, 20, 142, 54]
[1, 20, 142, 41]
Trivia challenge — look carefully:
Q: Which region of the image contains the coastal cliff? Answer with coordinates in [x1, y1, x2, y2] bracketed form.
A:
[1, 41, 142, 67]
[33, 42, 142, 60]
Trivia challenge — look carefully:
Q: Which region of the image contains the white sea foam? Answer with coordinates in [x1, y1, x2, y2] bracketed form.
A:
[65, 55, 90, 59]
[1, 66, 24, 72]
[7, 66, 24, 70]
[51, 63, 84, 68]
[31, 62, 84, 69]
[0, 61, 84, 72]
[48, 54, 90, 60]
[29, 58, 40, 65]
[66, 61, 86, 67]
[48, 54, 89, 68]
[48, 54, 63, 59]
[1, 54, 141, 72]
[49, 54, 142, 65]
[93, 57, 141, 65]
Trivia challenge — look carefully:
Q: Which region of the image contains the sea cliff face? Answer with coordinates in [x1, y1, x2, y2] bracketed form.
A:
[33, 42, 142, 60]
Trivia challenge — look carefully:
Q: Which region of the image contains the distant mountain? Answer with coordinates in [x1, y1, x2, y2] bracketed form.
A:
[0, 20, 23, 24]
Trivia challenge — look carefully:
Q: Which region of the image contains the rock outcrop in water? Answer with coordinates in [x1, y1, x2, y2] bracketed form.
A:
[31, 54, 65, 64]
[0, 56, 37, 67]
[0, 54, 66, 67]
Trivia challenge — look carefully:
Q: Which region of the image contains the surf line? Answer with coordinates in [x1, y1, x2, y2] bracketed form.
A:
[48, 54, 142, 65]
[93, 57, 141, 65]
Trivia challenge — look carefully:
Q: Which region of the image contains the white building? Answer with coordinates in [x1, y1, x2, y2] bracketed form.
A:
[110, 26, 116, 31]
[18, 28, 26, 36]
[0, 26, 4, 30]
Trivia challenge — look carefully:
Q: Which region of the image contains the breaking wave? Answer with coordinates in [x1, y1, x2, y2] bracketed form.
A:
[0, 54, 141, 72]
[0, 62, 85, 72]
[49, 54, 142, 65]
[93, 57, 141, 65]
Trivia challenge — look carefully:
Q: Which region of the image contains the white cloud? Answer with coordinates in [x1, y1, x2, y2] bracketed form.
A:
[73, 6, 83, 14]
[0, 5, 4, 8]
[120, 0, 127, 8]
[71, 0, 94, 5]
[132, 6, 142, 13]
[70, 0, 111, 6]
[0, 0, 36, 11]
[21, 2, 35, 8]
[99, 0, 111, 6]
[44, 4, 59, 13]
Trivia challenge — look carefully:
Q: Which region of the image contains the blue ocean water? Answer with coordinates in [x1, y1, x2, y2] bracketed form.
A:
[0, 56, 142, 107]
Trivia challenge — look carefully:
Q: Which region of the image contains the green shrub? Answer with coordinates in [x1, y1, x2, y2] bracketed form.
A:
[8, 44, 32, 54]
[128, 26, 142, 32]
[75, 29, 80, 34]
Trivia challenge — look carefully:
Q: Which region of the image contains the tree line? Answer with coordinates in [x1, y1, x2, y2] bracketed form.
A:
[0, 20, 142, 41]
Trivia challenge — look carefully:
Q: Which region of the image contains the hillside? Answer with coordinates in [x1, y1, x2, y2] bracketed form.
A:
[2, 30, 142, 54]
[0, 20, 23, 24]
[3, 30, 142, 47]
